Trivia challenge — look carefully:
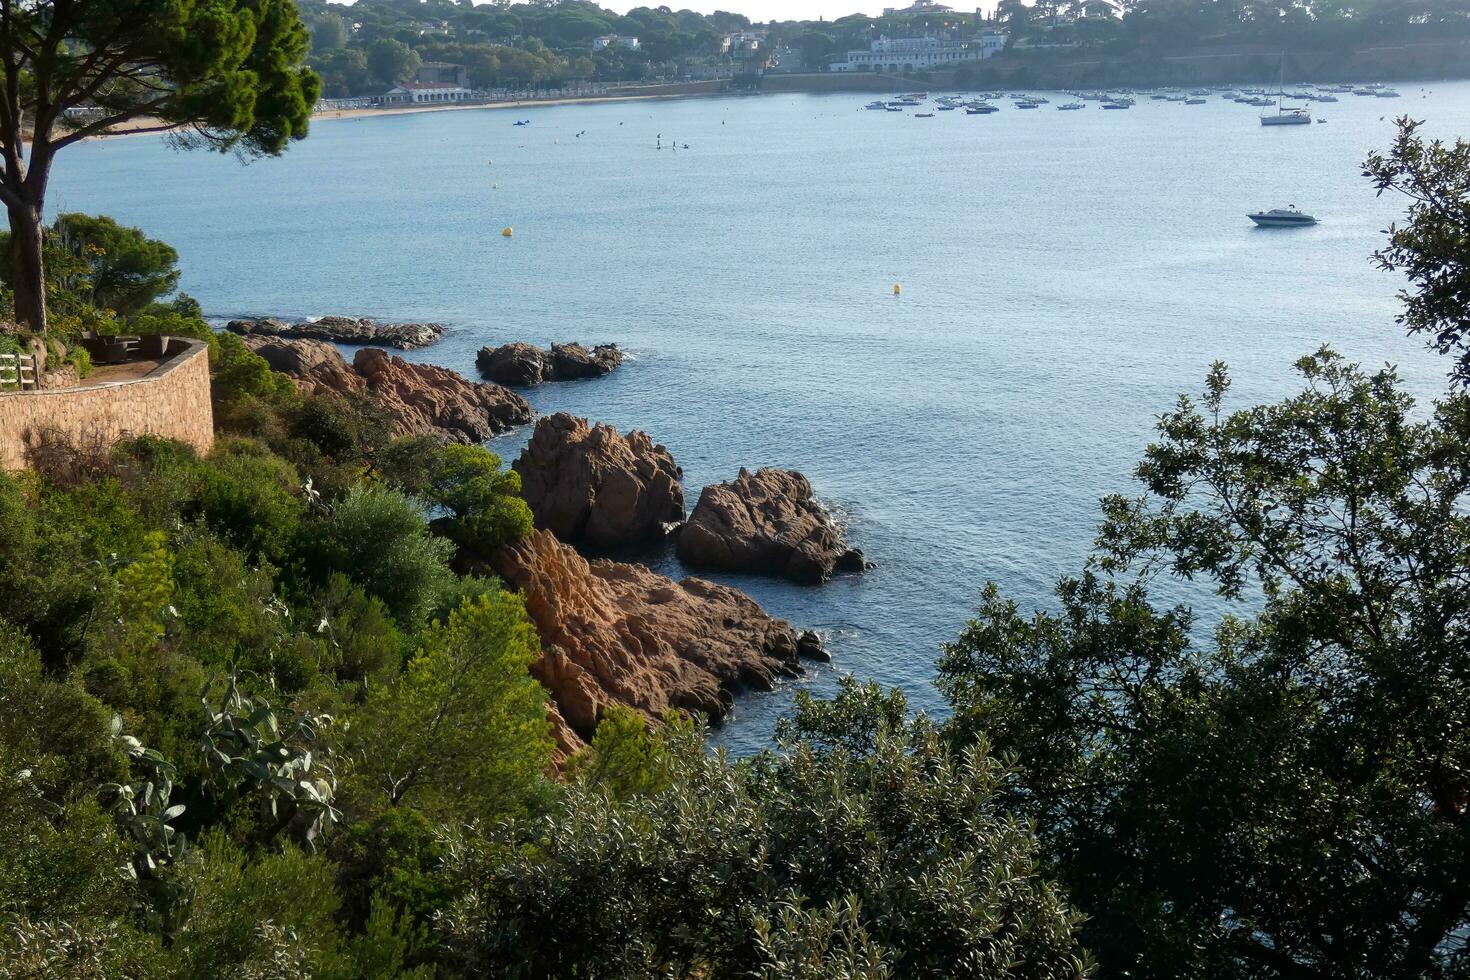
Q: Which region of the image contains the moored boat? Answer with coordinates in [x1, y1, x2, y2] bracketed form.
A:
[1248, 206, 1317, 227]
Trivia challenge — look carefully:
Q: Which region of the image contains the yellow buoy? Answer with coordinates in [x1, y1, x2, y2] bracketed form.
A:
[502, 227, 513, 238]
[893, 283, 902, 296]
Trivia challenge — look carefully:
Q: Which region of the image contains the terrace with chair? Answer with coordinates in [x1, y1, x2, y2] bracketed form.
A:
[0, 333, 215, 470]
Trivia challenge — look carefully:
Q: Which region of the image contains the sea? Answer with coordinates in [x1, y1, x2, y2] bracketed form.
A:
[48, 82, 1470, 752]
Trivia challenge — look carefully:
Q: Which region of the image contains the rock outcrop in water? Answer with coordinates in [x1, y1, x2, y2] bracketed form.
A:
[513, 413, 684, 547]
[677, 467, 869, 585]
[227, 316, 444, 350]
[241, 337, 532, 442]
[476, 341, 623, 387]
[490, 529, 826, 749]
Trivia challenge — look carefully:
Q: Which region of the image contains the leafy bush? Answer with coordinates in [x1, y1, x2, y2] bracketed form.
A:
[212, 331, 299, 407]
[438, 709, 1089, 979]
[299, 484, 456, 627]
[423, 443, 533, 554]
[195, 441, 303, 564]
[348, 592, 552, 819]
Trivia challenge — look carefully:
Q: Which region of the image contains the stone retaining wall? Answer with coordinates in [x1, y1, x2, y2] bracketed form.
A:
[0, 339, 214, 471]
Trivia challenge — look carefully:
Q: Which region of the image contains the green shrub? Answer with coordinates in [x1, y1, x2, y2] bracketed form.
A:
[424, 443, 533, 554]
[348, 592, 552, 819]
[299, 484, 455, 627]
[195, 441, 303, 564]
[212, 331, 299, 406]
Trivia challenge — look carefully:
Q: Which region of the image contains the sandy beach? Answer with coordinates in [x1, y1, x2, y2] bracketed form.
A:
[310, 87, 727, 125]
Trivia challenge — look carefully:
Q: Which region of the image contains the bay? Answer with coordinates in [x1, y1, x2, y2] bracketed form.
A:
[49, 83, 1469, 751]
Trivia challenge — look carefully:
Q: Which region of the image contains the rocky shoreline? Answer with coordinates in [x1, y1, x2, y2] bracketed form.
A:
[241, 337, 531, 441]
[238, 333, 865, 748]
[228, 315, 445, 350]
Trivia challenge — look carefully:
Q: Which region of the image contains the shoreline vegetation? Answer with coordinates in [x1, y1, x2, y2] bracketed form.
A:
[5, 0, 1470, 974]
[68, 37, 1470, 145]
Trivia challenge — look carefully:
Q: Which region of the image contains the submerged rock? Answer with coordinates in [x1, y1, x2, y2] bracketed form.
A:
[227, 315, 445, 350]
[677, 467, 870, 585]
[240, 337, 531, 442]
[491, 529, 826, 748]
[476, 340, 623, 386]
[513, 413, 684, 547]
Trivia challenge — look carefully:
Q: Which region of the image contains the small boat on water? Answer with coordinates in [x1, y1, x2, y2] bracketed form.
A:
[914, 112, 936, 118]
[1184, 97, 1206, 104]
[965, 103, 999, 114]
[1261, 106, 1312, 125]
[1058, 101, 1085, 110]
[1014, 101, 1040, 109]
[1101, 100, 1130, 109]
[1314, 94, 1339, 102]
[1375, 88, 1401, 98]
[864, 100, 888, 110]
[1248, 206, 1317, 227]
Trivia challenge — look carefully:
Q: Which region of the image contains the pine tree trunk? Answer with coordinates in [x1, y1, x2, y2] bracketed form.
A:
[7, 201, 46, 335]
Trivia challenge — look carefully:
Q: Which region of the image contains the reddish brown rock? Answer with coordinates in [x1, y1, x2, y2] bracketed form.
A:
[677, 467, 869, 585]
[242, 336, 363, 390]
[513, 413, 684, 547]
[240, 337, 532, 442]
[492, 530, 824, 745]
[476, 341, 623, 387]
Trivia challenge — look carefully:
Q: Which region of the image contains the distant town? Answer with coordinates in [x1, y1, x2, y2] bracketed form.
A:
[302, 0, 1470, 113]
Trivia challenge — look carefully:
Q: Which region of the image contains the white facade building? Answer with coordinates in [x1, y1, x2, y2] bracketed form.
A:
[593, 35, 641, 51]
[376, 82, 473, 105]
[831, 32, 1007, 73]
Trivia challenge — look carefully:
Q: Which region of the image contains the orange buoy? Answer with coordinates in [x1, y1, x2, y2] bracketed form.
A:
[502, 227, 513, 238]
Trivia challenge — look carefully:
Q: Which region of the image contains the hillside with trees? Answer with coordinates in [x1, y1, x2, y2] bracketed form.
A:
[295, 0, 1470, 98]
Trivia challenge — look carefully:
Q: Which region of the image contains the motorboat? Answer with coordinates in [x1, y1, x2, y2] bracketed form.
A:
[965, 102, 999, 114]
[1014, 100, 1040, 109]
[1375, 88, 1402, 98]
[1314, 94, 1339, 102]
[1184, 97, 1206, 104]
[1058, 101, 1085, 110]
[1248, 206, 1318, 227]
[1101, 99, 1130, 109]
[864, 100, 889, 110]
[914, 112, 936, 118]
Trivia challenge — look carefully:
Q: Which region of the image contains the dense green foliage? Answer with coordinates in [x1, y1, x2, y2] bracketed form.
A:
[298, 0, 1470, 98]
[439, 704, 1089, 979]
[1367, 117, 1470, 386]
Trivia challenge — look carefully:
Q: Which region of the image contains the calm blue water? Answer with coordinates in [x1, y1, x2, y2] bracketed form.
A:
[49, 85, 1469, 751]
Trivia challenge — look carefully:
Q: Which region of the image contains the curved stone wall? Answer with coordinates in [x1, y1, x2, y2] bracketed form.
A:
[0, 339, 214, 471]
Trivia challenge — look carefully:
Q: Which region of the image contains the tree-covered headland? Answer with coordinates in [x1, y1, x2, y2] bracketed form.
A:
[295, 0, 1470, 98]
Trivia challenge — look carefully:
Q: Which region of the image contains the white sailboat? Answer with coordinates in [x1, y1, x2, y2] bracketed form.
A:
[1261, 54, 1311, 126]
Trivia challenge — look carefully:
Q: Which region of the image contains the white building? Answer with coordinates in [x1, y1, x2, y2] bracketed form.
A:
[883, 1, 954, 13]
[593, 35, 641, 51]
[376, 82, 473, 105]
[831, 32, 1006, 73]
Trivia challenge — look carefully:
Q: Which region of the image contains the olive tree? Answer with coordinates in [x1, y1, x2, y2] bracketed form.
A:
[0, 0, 319, 333]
